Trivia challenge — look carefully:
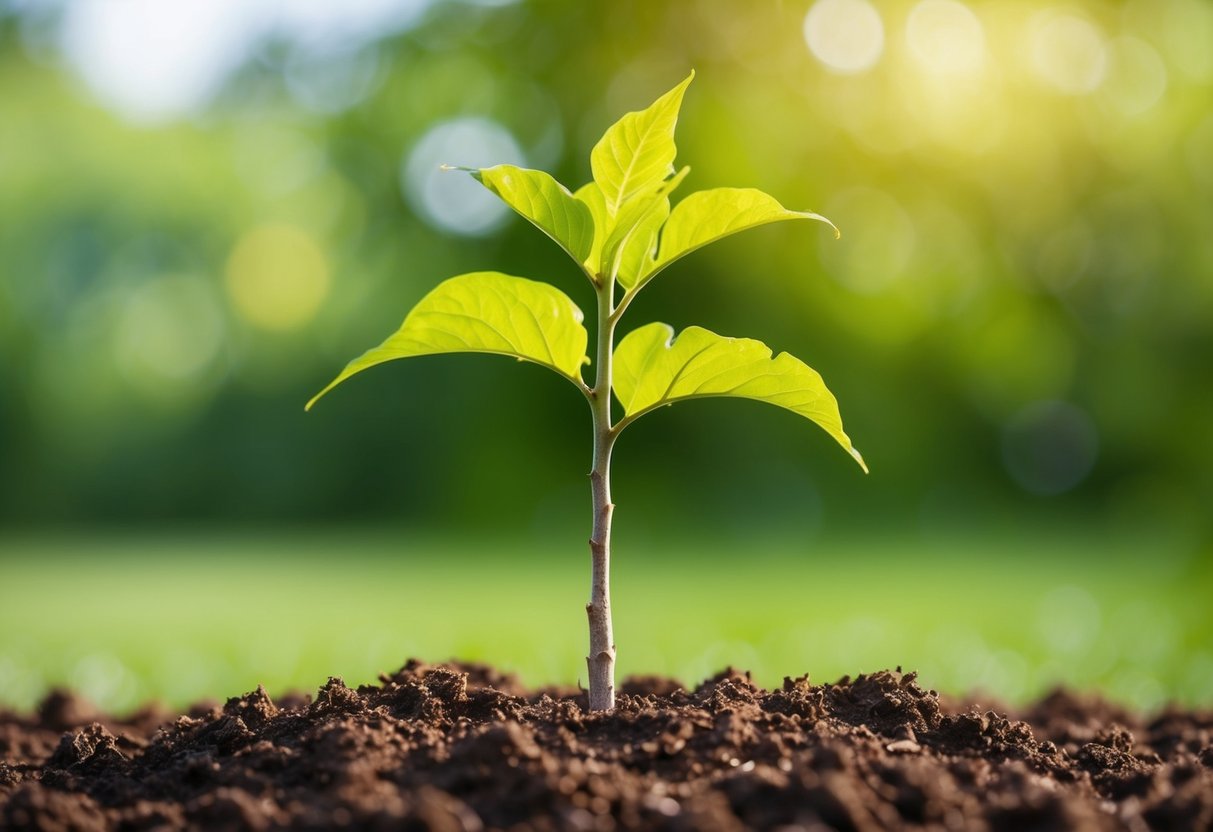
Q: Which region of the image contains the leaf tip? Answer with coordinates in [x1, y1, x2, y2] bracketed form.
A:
[305, 379, 341, 412]
[850, 446, 869, 473]
[799, 210, 839, 240]
[668, 70, 695, 107]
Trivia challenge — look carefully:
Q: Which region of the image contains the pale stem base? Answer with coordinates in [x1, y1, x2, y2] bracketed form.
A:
[586, 460, 615, 711]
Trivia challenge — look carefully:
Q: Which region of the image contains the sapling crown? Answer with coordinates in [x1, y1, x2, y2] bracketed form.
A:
[308, 71, 866, 711]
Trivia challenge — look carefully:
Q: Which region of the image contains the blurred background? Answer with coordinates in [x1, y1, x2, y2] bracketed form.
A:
[1, 0, 1210, 714]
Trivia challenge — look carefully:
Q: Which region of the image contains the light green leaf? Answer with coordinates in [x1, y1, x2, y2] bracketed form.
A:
[474, 165, 594, 266]
[307, 272, 588, 409]
[601, 167, 688, 287]
[616, 197, 669, 289]
[613, 323, 867, 471]
[642, 187, 839, 285]
[573, 181, 609, 275]
[591, 71, 694, 217]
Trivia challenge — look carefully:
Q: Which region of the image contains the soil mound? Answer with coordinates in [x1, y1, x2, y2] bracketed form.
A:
[2, 661, 1211, 830]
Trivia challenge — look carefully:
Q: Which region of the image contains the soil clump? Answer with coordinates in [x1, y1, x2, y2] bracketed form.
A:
[2, 661, 1211, 830]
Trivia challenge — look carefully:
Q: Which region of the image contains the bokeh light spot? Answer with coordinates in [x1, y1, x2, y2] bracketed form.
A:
[59, 0, 252, 123]
[1133, 0, 1213, 83]
[1035, 221, 1094, 293]
[1182, 652, 1213, 703]
[0, 654, 42, 713]
[402, 117, 525, 236]
[819, 187, 916, 295]
[1036, 585, 1101, 655]
[1029, 11, 1108, 94]
[70, 653, 137, 713]
[231, 124, 326, 199]
[225, 224, 331, 331]
[1110, 600, 1180, 663]
[1185, 113, 1213, 189]
[113, 275, 224, 387]
[963, 309, 1077, 416]
[1002, 400, 1099, 496]
[803, 0, 885, 75]
[154, 649, 220, 706]
[57, 0, 432, 123]
[1099, 36, 1168, 117]
[284, 42, 383, 116]
[1106, 670, 1167, 712]
[906, 0, 986, 76]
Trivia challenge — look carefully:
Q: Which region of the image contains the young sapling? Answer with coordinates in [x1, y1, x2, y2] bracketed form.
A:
[307, 72, 867, 711]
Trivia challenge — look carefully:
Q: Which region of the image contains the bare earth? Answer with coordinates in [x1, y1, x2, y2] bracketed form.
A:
[2, 661, 1212, 830]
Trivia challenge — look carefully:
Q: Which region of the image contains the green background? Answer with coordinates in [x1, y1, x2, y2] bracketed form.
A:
[1, 0, 1211, 712]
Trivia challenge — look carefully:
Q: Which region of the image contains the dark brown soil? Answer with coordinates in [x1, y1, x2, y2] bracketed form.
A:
[2, 661, 1212, 831]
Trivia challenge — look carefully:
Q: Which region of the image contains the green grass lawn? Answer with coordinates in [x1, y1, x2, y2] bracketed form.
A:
[1, 528, 1210, 714]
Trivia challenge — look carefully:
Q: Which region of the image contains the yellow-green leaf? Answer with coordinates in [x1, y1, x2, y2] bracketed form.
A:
[601, 167, 688, 288]
[643, 187, 838, 285]
[475, 165, 594, 267]
[616, 196, 669, 290]
[590, 72, 694, 217]
[613, 323, 866, 471]
[573, 181, 609, 275]
[307, 272, 588, 409]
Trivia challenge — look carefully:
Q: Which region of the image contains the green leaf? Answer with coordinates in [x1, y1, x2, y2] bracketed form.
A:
[601, 166, 688, 288]
[613, 323, 867, 471]
[474, 165, 594, 267]
[616, 196, 669, 289]
[642, 187, 839, 285]
[307, 272, 588, 410]
[573, 181, 609, 275]
[590, 71, 694, 217]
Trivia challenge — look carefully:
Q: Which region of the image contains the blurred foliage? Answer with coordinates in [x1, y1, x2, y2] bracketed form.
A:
[1, 0, 1211, 552]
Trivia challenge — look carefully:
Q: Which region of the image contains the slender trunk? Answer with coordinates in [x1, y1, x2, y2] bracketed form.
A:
[586, 280, 617, 711]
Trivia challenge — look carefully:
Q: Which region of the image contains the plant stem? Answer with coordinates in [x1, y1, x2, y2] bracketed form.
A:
[586, 278, 617, 712]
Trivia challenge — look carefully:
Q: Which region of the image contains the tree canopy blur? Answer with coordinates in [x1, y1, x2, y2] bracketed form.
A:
[1, 0, 1210, 547]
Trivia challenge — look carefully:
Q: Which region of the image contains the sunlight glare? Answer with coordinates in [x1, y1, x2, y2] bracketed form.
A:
[60, 0, 250, 122]
[56, 0, 430, 122]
